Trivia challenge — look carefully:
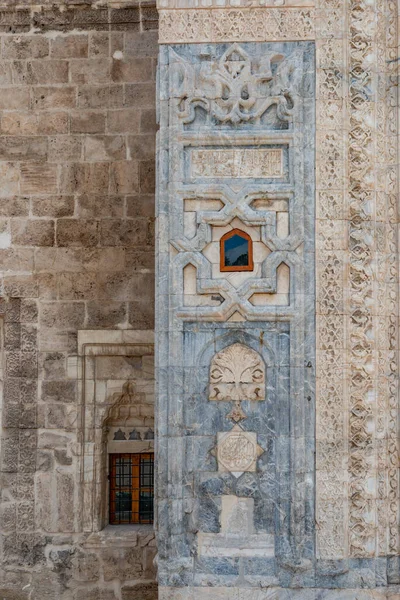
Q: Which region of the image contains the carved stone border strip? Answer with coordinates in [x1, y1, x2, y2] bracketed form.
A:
[376, 0, 398, 557]
[314, 3, 347, 559]
[158, 8, 315, 43]
[157, 0, 315, 7]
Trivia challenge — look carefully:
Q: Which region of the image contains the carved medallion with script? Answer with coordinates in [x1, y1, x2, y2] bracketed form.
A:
[217, 426, 264, 476]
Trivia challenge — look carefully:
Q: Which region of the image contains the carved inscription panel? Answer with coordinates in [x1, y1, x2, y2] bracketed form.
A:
[191, 148, 283, 178]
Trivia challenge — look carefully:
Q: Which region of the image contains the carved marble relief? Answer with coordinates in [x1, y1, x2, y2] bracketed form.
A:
[157, 40, 315, 589]
[173, 44, 294, 125]
[216, 426, 264, 476]
[209, 342, 265, 421]
[167, 42, 307, 321]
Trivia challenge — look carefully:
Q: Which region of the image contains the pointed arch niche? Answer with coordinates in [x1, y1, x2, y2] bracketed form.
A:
[77, 330, 154, 532]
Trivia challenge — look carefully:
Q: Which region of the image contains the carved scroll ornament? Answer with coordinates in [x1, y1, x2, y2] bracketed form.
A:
[171, 44, 295, 125]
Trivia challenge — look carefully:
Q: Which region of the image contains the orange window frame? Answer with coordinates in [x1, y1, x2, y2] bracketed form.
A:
[109, 453, 154, 525]
[220, 228, 254, 272]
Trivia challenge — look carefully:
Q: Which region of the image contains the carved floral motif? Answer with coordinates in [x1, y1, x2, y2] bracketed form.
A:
[209, 343, 265, 401]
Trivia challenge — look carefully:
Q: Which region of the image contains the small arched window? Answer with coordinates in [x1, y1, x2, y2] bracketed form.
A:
[220, 229, 253, 272]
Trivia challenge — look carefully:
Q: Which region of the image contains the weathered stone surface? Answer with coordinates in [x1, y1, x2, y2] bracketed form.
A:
[122, 581, 158, 600]
[0, 8, 158, 598]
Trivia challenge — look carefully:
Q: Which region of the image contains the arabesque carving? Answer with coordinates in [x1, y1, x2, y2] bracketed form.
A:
[172, 44, 295, 125]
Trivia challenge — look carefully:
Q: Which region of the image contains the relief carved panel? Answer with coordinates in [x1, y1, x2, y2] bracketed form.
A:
[209, 343, 265, 403]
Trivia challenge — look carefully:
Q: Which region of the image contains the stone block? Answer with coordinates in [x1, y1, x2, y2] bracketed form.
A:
[37, 273, 57, 300]
[6, 351, 37, 378]
[128, 135, 155, 160]
[39, 112, 70, 135]
[20, 324, 37, 352]
[0, 136, 47, 161]
[141, 6, 159, 31]
[84, 135, 126, 161]
[127, 195, 155, 218]
[4, 275, 38, 298]
[32, 87, 76, 110]
[140, 109, 158, 134]
[16, 501, 34, 532]
[25, 59, 69, 84]
[20, 163, 58, 194]
[47, 403, 76, 429]
[72, 550, 100, 582]
[0, 249, 34, 273]
[0, 163, 20, 196]
[110, 161, 139, 194]
[2, 403, 21, 428]
[56, 219, 99, 247]
[31, 196, 74, 218]
[41, 380, 77, 404]
[4, 322, 21, 350]
[60, 162, 109, 195]
[70, 58, 111, 84]
[0, 61, 12, 85]
[125, 32, 158, 57]
[18, 429, 37, 472]
[20, 299, 38, 323]
[54, 449, 73, 466]
[125, 249, 154, 269]
[71, 111, 106, 134]
[40, 303, 85, 329]
[35, 248, 82, 272]
[11, 220, 54, 247]
[125, 83, 156, 108]
[76, 195, 124, 218]
[74, 588, 117, 600]
[0, 8, 30, 33]
[100, 219, 148, 247]
[0, 503, 17, 533]
[89, 32, 109, 57]
[128, 300, 154, 329]
[110, 7, 140, 30]
[58, 272, 98, 300]
[0, 196, 28, 216]
[36, 450, 53, 472]
[2, 36, 49, 59]
[111, 57, 153, 82]
[101, 547, 143, 581]
[77, 84, 124, 109]
[1, 430, 19, 472]
[107, 108, 140, 134]
[20, 379, 37, 404]
[4, 298, 21, 323]
[139, 160, 155, 194]
[86, 300, 127, 327]
[121, 582, 158, 600]
[48, 136, 82, 162]
[50, 35, 88, 58]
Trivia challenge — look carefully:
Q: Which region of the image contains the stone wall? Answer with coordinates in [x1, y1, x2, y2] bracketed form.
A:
[0, 3, 158, 599]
